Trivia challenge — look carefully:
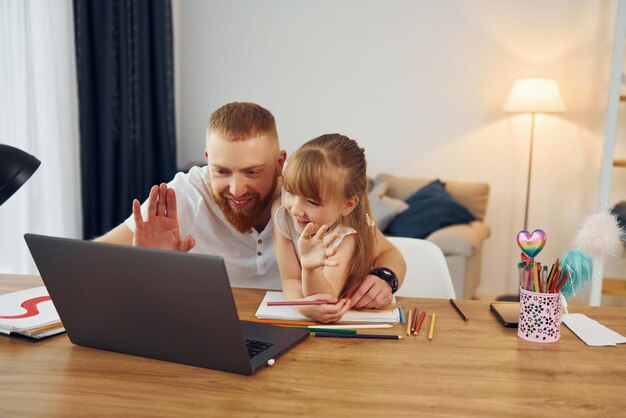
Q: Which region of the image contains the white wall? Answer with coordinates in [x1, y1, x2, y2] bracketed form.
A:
[174, 0, 623, 298]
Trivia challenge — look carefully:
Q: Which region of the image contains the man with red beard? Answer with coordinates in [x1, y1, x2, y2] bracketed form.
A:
[97, 102, 405, 309]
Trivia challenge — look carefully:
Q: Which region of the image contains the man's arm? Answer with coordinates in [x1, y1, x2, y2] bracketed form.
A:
[372, 230, 406, 287]
[94, 222, 134, 245]
[348, 229, 406, 309]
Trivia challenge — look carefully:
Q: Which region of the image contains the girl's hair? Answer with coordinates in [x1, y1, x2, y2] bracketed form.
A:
[282, 133, 376, 295]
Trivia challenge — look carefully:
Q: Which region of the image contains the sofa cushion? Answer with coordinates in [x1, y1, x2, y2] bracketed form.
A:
[368, 182, 410, 230]
[373, 173, 489, 221]
[427, 223, 480, 257]
[384, 179, 477, 239]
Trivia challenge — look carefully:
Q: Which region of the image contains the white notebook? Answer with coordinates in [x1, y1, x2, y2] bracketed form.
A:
[254, 291, 400, 323]
[0, 286, 61, 334]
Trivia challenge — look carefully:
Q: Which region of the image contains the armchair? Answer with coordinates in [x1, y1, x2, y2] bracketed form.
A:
[372, 173, 491, 299]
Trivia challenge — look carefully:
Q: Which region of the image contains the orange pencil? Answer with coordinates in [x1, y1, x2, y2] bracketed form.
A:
[414, 310, 427, 335]
[546, 258, 559, 290]
[22, 321, 64, 335]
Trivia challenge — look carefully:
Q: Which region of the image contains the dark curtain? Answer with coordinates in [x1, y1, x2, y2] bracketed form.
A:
[73, 0, 177, 239]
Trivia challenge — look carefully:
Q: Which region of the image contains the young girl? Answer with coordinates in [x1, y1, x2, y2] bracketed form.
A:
[272, 133, 377, 323]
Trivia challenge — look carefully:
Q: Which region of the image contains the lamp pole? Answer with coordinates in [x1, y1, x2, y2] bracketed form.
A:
[523, 112, 536, 231]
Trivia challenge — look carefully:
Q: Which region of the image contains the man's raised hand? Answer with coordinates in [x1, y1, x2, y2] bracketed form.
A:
[132, 183, 196, 252]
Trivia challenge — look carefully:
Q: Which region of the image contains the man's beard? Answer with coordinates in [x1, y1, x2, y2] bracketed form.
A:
[211, 173, 278, 233]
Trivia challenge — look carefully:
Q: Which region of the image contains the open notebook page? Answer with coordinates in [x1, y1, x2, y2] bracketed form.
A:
[254, 291, 399, 323]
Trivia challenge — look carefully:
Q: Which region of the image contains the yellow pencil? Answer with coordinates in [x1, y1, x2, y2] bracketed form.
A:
[428, 314, 436, 341]
[406, 309, 413, 336]
[533, 264, 540, 293]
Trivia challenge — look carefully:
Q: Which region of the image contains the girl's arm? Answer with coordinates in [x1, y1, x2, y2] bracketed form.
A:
[271, 199, 304, 300]
[372, 228, 406, 288]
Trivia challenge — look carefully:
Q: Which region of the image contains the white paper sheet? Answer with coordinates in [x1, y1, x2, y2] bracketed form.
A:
[562, 313, 626, 346]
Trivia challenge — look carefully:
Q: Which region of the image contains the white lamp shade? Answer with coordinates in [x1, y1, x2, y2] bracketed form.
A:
[503, 78, 565, 113]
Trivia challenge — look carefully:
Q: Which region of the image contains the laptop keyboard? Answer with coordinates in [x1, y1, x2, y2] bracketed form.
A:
[245, 338, 274, 359]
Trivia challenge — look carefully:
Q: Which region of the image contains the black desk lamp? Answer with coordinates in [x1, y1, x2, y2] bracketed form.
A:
[0, 144, 41, 206]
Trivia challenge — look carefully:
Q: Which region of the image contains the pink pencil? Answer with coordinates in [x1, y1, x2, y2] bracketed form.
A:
[267, 300, 329, 306]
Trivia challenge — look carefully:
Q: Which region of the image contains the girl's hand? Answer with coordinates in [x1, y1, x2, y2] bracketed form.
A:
[298, 223, 339, 270]
[296, 294, 351, 323]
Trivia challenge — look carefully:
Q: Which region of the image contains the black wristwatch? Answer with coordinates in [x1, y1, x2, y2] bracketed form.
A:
[369, 267, 398, 294]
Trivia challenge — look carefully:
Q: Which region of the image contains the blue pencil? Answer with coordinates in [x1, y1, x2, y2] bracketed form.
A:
[398, 306, 405, 324]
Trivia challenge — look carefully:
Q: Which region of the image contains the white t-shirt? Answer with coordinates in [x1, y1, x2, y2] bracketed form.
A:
[125, 166, 281, 289]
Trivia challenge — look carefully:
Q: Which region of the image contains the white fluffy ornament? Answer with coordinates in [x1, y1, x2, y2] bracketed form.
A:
[571, 211, 623, 259]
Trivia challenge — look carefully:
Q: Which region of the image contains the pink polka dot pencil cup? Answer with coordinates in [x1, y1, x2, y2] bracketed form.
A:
[517, 287, 561, 343]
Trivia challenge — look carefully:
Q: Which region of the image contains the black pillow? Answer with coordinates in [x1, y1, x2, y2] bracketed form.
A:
[385, 179, 476, 239]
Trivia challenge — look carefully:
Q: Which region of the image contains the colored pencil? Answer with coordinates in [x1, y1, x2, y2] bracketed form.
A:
[295, 327, 356, 334]
[548, 258, 560, 289]
[241, 318, 315, 327]
[415, 310, 427, 335]
[533, 264, 540, 293]
[314, 332, 403, 340]
[309, 324, 393, 330]
[449, 299, 468, 321]
[412, 308, 421, 335]
[411, 307, 419, 334]
[21, 321, 64, 335]
[554, 271, 570, 293]
[428, 313, 436, 341]
[517, 262, 525, 290]
[398, 307, 405, 325]
[549, 267, 562, 293]
[406, 309, 413, 336]
[546, 263, 555, 290]
[267, 300, 328, 306]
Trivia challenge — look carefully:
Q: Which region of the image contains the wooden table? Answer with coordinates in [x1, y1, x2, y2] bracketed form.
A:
[1, 273, 625, 417]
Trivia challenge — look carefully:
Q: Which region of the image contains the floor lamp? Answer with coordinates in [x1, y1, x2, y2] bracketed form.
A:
[504, 78, 565, 231]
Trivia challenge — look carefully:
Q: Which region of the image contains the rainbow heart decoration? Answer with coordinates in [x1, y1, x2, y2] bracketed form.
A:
[516, 229, 547, 259]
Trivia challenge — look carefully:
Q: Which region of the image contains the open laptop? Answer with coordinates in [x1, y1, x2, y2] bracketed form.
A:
[24, 233, 309, 375]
